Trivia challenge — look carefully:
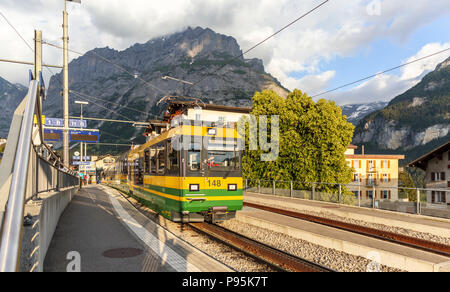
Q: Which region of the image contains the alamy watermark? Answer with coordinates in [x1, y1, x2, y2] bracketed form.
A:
[170, 108, 279, 162]
[366, 0, 382, 16]
[66, 251, 81, 272]
[366, 251, 382, 272]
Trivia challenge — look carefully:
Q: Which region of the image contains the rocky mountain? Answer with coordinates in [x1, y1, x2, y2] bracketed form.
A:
[353, 56, 450, 161]
[341, 101, 388, 125]
[43, 27, 289, 146]
[0, 76, 27, 138]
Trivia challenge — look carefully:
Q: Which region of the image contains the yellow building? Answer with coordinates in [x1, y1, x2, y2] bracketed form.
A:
[345, 145, 405, 203]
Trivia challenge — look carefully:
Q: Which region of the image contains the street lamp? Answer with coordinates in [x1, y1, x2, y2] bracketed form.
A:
[162, 75, 194, 96]
[75, 100, 88, 176]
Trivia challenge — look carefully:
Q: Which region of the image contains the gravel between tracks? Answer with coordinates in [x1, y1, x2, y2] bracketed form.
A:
[260, 205, 450, 245]
[122, 195, 276, 272]
[219, 219, 404, 272]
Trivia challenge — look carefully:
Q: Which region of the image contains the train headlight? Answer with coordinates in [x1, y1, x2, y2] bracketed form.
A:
[228, 184, 237, 191]
[189, 184, 200, 192]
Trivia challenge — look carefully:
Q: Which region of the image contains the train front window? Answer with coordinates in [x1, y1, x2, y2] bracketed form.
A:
[207, 150, 239, 170]
[188, 143, 201, 171]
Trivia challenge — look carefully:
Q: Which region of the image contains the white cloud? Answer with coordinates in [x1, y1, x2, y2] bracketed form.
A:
[324, 42, 450, 105]
[401, 42, 450, 80]
[0, 0, 449, 98]
[285, 70, 336, 93]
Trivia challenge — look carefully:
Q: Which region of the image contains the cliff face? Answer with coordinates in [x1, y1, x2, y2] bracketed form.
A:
[353, 56, 450, 154]
[44, 27, 288, 119]
[0, 76, 27, 138]
[42, 27, 289, 144]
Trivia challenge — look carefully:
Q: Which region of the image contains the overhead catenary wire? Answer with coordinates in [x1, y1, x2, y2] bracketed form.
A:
[311, 47, 450, 98]
[69, 89, 160, 119]
[42, 40, 168, 94]
[185, 0, 330, 93]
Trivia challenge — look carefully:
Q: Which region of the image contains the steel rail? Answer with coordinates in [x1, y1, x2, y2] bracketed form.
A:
[188, 222, 333, 272]
[244, 202, 450, 258]
[0, 81, 38, 272]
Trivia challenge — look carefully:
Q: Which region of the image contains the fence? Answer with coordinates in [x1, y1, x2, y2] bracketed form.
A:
[0, 79, 80, 272]
[243, 179, 450, 219]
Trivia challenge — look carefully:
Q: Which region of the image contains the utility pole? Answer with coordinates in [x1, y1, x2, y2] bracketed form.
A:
[62, 0, 70, 167]
[62, 0, 81, 167]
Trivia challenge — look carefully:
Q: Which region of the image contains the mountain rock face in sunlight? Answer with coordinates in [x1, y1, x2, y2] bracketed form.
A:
[353, 56, 450, 162]
[0, 76, 27, 138]
[43, 27, 288, 145]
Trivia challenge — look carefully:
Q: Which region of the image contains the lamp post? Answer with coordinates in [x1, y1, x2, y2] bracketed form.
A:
[162, 75, 193, 96]
[75, 100, 88, 176]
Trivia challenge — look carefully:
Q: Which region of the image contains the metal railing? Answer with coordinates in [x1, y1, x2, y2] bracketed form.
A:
[0, 79, 80, 271]
[243, 179, 450, 219]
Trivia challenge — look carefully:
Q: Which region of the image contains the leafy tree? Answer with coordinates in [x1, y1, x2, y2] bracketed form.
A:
[399, 170, 417, 202]
[0, 144, 5, 153]
[241, 89, 355, 204]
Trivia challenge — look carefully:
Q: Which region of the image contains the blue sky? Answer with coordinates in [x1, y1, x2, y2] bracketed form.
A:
[299, 14, 450, 98]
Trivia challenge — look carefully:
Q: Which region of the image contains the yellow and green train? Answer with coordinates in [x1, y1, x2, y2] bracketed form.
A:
[104, 121, 243, 222]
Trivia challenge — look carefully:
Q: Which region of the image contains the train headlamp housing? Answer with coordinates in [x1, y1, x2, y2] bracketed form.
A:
[189, 184, 200, 192]
[228, 184, 237, 191]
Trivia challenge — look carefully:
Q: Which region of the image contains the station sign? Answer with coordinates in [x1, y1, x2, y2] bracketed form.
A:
[45, 118, 87, 128]
[73, 161, 91, 166]
[43, 129, 63, 142]
[73, 156, 91, 161]
[70, 130, 99, 143]
[44, 129, 99, 143]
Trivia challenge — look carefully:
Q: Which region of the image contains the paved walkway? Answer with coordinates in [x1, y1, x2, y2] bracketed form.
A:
[44, 185, 230, 272]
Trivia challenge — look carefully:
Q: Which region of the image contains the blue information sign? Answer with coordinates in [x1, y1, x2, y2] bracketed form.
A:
[69, 130, 100, 143]
[45, 118, 87, 128]
[43, 129, 63, 142]
[73, 161, 92, 166]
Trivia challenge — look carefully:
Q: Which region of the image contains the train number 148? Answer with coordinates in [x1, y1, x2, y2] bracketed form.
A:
[207, 180, 222, 187]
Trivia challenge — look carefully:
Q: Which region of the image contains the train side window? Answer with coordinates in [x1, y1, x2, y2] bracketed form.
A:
[144, 149, 150, 175]
[150, 146, 157, 174]
[157, 143, 166, 174]
[167, 142, 179, 172]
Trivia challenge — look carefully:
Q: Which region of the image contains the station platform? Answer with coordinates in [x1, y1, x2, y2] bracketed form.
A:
[44, 185, 231, 272]
[244, 192, 450, 238]
[241, 192, 450, 272]
[237, 206, 450, 272]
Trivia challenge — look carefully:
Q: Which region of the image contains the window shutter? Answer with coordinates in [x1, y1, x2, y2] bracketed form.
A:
[388, 174, 391, 182]
[359, 160, 362, 168]
[352, 160, 354, 168]
[441, 172, 446, 180]
[366, 191, 369, 198]
[443, 193, 447, 204]
[381, 160, 384, 168]
[432, 191, 435, 203]
[374, 160, 377, 168]
[388, 190, 391, 200]
[388, 160, 391, 169]
[431, 172, 435, 181]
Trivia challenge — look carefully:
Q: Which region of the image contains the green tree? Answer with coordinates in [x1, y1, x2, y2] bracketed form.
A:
[398, 170, 417, 202]
[241, 89, 355, 204]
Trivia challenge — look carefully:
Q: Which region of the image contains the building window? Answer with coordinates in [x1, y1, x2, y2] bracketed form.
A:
[368, 190, 374, 199]
[353, 191, 359, 198]
[353, 174, 360, 182]
[382, 173, 389, 183]
[381, 190, 389, 199]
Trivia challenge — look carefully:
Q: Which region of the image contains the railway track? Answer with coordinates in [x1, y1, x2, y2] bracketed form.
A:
[244, 202, 450, 258]
[188, 222, 333, 272]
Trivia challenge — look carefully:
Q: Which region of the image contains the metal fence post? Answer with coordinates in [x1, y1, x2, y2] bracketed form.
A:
[245, 179, 248, 191]
[358, 181, 361, 207]
[338, 184, 342, 204]
[312, 183, 315, 201]
[258, 180, 261, 194]
[272, 180, 275, 195]
[416, 188, 420, 215]
[290, 181, 293, 198]
[372, 185, 376, 209]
